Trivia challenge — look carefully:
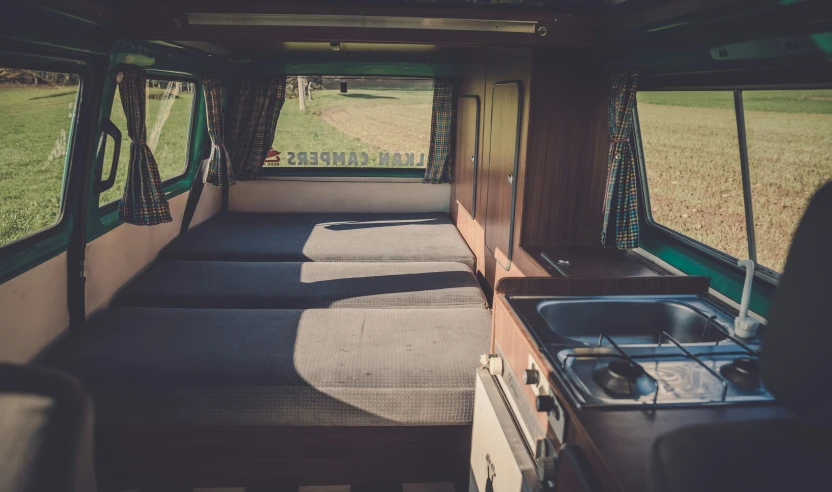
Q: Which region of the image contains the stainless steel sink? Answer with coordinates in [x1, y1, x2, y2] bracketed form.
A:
[510, 295, 738, 346]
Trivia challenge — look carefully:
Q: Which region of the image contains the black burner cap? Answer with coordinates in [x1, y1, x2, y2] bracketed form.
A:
[733, 357, 760, 375]
[608, 359, 645, 381]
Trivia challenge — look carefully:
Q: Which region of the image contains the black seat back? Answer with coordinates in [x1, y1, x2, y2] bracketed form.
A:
[0, 364, 96, 492]
[762, 180, 832, 414]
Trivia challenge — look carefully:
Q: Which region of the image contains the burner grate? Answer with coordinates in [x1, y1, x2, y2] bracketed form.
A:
[559, 316, 764, 406]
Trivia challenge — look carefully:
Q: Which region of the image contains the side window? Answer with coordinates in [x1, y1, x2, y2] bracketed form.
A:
[0, 68, 80, 248]
[100, 78, 196, 206]
[637, 91, 748, 260]
[637, 89, 832, 274]
[744, 90, 832, 271]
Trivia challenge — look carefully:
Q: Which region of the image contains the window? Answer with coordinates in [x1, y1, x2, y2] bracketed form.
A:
[100, 78, 196, 206]
[0, 68, 80, 248]
[637, 89, 832, 274]
[744, 90, 832, 271]
[272, 76, 432, 169]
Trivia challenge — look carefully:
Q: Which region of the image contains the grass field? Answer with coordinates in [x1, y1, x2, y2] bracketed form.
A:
[0, 85, 78, 246]
[273, 88, 432, 167]
[639, 90, 832, 271]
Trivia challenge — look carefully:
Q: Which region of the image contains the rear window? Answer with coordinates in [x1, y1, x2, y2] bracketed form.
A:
[272, 76, 433, 169]
[0, 68, 80, 247]
[100, 78, 196, 206]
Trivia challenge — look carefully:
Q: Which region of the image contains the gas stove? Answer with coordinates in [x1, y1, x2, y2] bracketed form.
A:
[555, 333, 773, 408]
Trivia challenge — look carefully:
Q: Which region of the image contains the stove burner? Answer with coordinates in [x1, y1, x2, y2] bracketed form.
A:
[592, 359, 658, 399]
[608, 359, 644, 379]
[719, 356, 762, 389]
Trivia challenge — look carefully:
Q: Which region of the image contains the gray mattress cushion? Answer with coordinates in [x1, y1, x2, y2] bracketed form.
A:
[162, 212, 476, 268]
[114, 261, 487, 309]
[52, 307, 491, 427]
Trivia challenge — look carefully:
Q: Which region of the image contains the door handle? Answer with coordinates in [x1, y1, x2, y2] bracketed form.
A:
[95, 118, 122, 193]
[507, 173, 513, 186]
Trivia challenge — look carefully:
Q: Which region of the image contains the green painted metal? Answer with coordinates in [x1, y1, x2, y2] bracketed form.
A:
[639, 228, 776, 318]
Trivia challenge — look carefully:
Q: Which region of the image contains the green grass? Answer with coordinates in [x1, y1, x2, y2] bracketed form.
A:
[639, 89, 832, 114]
[638, 91, 832, 271]
[0, 85, 77, 246]
[0, 83, 194, 248]
[273, 89, 432, 167]
[99, 85, 194, 205]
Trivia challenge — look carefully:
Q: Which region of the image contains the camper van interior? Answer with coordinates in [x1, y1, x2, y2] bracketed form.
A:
[1, 1, 830, 491]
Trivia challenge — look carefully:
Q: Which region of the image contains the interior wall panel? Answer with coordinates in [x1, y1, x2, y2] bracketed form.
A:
[85, 186, 221, 316]
[521, 48, 609, 248]
[229, 179, 451, 213]
[0, 253, 69, 363]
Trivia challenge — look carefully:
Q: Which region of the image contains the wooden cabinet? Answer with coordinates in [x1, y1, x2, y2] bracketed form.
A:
[455, 95, 480, 218]
[484, 81, 523, 270]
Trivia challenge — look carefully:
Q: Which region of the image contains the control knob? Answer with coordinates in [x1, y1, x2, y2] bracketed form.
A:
[523, 369, 540, 385]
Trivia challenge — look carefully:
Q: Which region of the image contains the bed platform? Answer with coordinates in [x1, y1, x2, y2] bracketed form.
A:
[113, 260, 487, 309]
[51, 212, 489, 488]
[162, 212, 477, 268]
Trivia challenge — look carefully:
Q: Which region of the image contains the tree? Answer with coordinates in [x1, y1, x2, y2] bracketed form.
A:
[297, 76, 307, 111]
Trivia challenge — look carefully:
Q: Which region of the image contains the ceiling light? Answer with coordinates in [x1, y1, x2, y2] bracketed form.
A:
[186, 13, 539, 34]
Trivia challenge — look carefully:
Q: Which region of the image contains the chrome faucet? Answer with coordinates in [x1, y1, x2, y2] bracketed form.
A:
[734, 259, 760, 338]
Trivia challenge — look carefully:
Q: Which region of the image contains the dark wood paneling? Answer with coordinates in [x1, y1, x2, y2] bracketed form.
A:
[494, 275, 710, 296]
[485, 82, 522, 270]
[97, 424, 472, 488]
[521, 48, 610, 248]
[454, 95, 480, 218]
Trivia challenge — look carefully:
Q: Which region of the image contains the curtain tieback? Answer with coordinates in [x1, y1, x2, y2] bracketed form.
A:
[608, 137, 629, 154]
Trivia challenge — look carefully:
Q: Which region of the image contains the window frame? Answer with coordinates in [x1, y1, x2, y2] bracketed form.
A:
[264, 74, 434, 178]
[633, 84, 831, 287]
[97, 73, 200, 212]
[0, 62, 84, 264]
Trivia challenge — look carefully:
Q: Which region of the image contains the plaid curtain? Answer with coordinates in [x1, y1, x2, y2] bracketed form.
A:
[423, 80, 455, 184]
[203, 75, 235, 187]
[116, 64, 172, 226]
[228, 75, 286, 180]
[601, 71, 640, 249]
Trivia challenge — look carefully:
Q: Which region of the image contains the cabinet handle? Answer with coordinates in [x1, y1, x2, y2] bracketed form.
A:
[507, 173, 514, 186]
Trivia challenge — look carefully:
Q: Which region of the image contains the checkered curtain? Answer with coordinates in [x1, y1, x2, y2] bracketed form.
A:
[203, 75, 235, 187]
[601, 71, 640, 249]
[228, 75, 286, 180]
[423, 80, 455, 184]
[116, 64, 172, 226]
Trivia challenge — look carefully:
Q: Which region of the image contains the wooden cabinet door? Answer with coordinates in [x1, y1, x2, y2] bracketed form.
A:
[454, 95, 480, 218]
[485, 82, 522, 270]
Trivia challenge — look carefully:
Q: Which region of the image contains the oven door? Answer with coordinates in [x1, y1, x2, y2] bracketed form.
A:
[470, 368, 546, 492]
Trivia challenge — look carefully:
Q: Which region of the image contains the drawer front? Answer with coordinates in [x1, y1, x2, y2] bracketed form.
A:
[470, 368, 542, 492]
